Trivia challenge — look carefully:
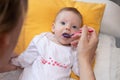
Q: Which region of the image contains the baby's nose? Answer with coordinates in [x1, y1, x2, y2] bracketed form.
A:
[65, 26, 71, 31]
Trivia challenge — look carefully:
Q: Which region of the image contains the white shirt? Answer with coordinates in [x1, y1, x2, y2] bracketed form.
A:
[12, 32, 80, 80]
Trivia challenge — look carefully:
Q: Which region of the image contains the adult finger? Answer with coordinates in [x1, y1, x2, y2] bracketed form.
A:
[89, 30, 98, 45]
[71, 39, 79, 47]
[71, 33, 81, 40]
[80, 25, 89, 42]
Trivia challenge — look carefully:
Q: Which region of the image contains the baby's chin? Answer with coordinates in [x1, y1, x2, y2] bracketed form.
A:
[59, 40, 71, 46]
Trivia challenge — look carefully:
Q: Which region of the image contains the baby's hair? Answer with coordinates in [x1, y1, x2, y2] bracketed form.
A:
[0, 0, 28, 33]
[56, 7, 83, 26]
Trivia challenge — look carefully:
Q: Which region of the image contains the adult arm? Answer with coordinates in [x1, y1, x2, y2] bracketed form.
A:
[0, 52, 19, 73]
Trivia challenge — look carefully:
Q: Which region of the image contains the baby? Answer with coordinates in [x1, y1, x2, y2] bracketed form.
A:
[11, 7, 93, 80]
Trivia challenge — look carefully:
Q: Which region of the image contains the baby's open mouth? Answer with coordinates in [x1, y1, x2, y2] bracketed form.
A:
[62, 33, 73, 38]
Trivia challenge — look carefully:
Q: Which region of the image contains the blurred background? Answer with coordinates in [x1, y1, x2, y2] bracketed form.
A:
[111, 0, 120, 48]
[111, 0, 120, 5]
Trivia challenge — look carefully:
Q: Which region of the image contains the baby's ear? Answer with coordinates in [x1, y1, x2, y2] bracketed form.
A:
[51, 23, 55, 33]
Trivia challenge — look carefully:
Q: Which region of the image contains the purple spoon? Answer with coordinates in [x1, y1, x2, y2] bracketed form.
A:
[62, 29, 94, 38]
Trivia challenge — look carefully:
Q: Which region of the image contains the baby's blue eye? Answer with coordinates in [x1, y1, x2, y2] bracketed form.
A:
[61, 22, 65, 25]
[72, 26, 77, 29]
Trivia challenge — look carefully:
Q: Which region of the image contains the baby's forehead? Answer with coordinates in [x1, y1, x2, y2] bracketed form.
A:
[57, 12, 81, 21]
[57, 10, 76, 16]
[56, 11, 81, 19]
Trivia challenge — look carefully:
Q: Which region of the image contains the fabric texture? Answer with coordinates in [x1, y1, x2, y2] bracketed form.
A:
[0, 69, 22, 80]
[110, 48, 120, 80]
[13, 32, 79, 80]
[94, 33, 116, 80]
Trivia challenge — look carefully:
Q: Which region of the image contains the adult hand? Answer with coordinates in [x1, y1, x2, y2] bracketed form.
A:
[77, 25, 98, 63]
[77, 25, 98, 80]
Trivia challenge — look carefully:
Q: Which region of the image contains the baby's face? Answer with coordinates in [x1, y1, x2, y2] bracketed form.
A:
[52, 11, 82, 45]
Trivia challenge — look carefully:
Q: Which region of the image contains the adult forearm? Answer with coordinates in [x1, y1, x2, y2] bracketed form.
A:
[0, 64, 17, 73]
[0, 54, 11, 68]
[79, 60, 96, 80]
[0, 54, 16, 73]
[0, 51, 18, 68]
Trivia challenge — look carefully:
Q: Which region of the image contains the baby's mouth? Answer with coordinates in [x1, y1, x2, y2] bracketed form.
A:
[62, 33, 73, 38]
